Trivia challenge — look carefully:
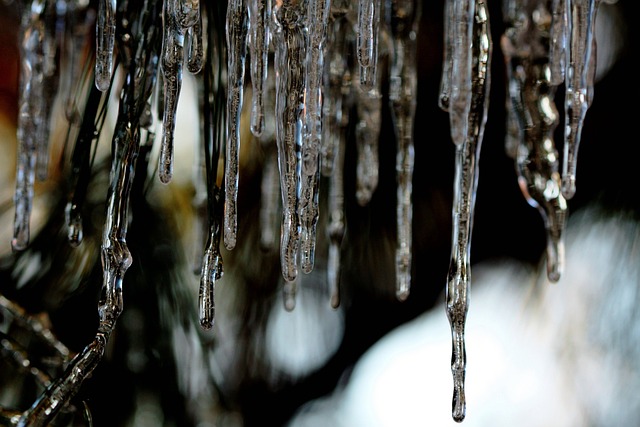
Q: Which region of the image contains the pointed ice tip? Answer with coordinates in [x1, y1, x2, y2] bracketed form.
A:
[561, 175, 576, 200]
[452, 393, 466, 423]
[330, 293, 340, 309]
[95, 73, 111, 92]
[158, 168, 173, 185]
[200, 318, 213, 330]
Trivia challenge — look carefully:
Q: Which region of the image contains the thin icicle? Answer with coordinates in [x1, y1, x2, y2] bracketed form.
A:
[354, 30, 383, 206]
[260, 147, 281, 251]
[224, 0, 249, 250]
[17, 2, 162, 422]
[388, 0, 419, 301]
[300, 0, 331, 274]
[272, 0, 308, 283]
[356, 0, 381, 90]
[549, 0, 567, 85]
[321, 10, 352, 177]
[502, 0, 568, 283]
[327, 125, 346, 309]
[95, 0, 116, 91]
[249, 0, 271, 136]
[443, 0, 475, 146]
[159, 0, 186, 185]
[13, 0, 50, 252]
[186, 13, 204, 74]
[198, 1, 226, 329]
[443, 1, 491, 422]
[560, 0, 600, 200]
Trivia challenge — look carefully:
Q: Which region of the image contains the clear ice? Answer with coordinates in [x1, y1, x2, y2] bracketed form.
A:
[441, 0, 491, 421]
[5, 0, 612, 423]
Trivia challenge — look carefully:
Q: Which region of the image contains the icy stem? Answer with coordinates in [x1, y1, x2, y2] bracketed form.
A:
[443, 1, 491, 422]
[502, 0, 568, 283]
[224, 0, 249, 250]
[388, 0, 419, 301]
[300, 0, 331, 274]
[272, 0, 308, 283]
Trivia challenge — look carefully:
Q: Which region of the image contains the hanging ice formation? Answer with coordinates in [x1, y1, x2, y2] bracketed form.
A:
[6, 0, 611, 424]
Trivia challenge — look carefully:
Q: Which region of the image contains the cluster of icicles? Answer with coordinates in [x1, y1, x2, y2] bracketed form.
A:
[8, 0, 610, 424]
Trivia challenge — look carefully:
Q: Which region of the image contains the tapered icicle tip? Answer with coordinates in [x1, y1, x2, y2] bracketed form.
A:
[561, 174, 576, 200]
[283, 280, 296, 312]
[11, 236, 27, 252]
[452, 379, 466, 422]
[546, 235, 565, 283]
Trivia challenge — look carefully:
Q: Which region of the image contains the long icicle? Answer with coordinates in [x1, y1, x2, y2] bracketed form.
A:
[443, 0, 491, 422]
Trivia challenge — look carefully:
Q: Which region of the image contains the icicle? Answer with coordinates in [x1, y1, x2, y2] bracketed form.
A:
[61, 2, 95, 124]
[300, 0, 331, 274]
[198, 1, 226, 329]
[186, 13, 204, 74]
[224, 0, 249, 251]
[321, 8, 352, 177]
[502, 0, 568, 283]
[441, 0, 475, 147]
[95, 0, 116, 91]
[65, 82, 109, 247]
[327, 124, 346, 309]
[272, 0, 308, 283]
[159, 0, 187, 185]
[260, 147, 281, 251]
[13, 0, 51, 252]
[283, 275, 298, 311]
[442, 1, 491, 422]
[258, 65, 279, 251]
[354, 29, 383, 206]
[248, 0, 271, 136]
[560, 0, 600, 199]
[199, 210, 223, 330]
[356, 0, 381, 90]
[17, 1, 163, 422]
[549, 0, 566, 85]
[388, 0, 419, 300]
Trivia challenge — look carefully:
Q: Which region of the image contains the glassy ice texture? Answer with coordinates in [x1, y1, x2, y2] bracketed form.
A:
[159, 0, 185, 184]
[95, 0, 115, 91]
[357, 0, 381, 90]
[198, 3, 226, 329]
[272, 0, 308, 283]
[249, 0, 270, 136]
[502, 0, 568, 283]
[16, 1, 163, 423]
[354, 33, 383, 207]
[441, 1, 491, 422]
[321, 6, 352, 178]
[13, 0, 57, 252]
[388, 0, 419, 301]
[224, 0, 249, 251]
[300, 0, 331, 274]
[560, 0, 600, 199]
[327, 119, 346, 309]
[440, 0, 475, 147]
